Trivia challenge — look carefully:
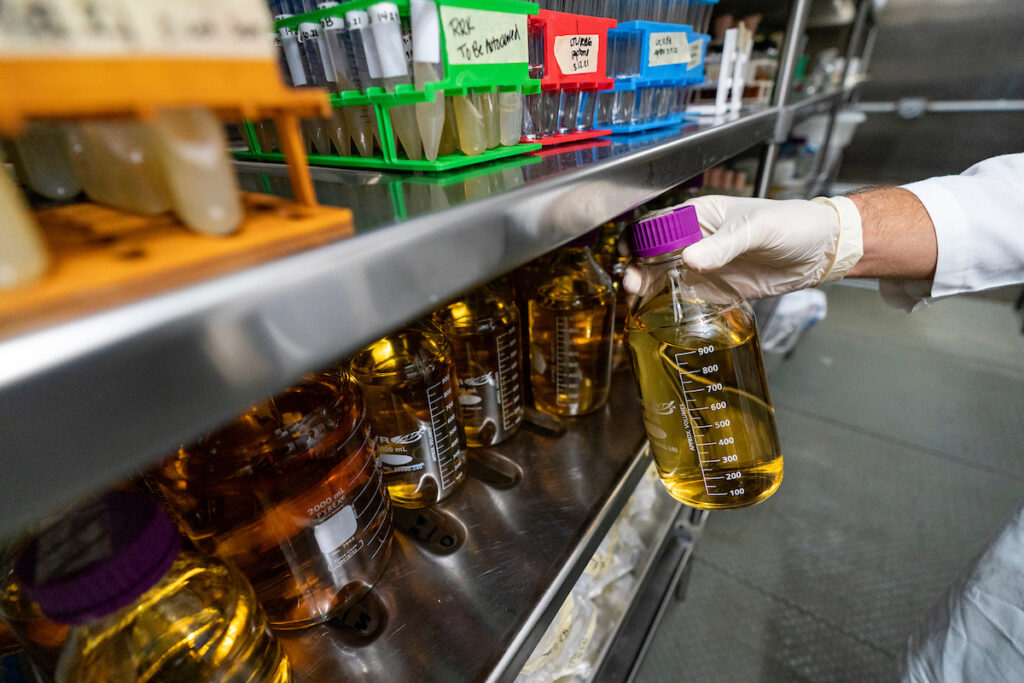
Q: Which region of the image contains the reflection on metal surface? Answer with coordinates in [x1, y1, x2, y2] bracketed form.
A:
[277, 371, 648, 683]
[330, 589, 390, 646]
[392, 507, 466, 555]
[468, 448, 524, 490]
[521, 406, 567, 438]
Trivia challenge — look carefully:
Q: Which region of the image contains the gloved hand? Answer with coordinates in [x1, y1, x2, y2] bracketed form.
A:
[624, 195, 864, 300]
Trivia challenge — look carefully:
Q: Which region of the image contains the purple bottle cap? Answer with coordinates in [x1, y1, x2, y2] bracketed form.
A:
[630, 205, 703, 258]
[14, 491, 180, 625]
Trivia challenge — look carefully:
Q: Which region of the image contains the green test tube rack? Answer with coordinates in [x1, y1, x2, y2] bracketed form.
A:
[237, 0, 543, 172]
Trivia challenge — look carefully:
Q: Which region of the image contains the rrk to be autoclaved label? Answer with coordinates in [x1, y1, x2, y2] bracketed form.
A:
[554, 34, 599, 75]
[440, 7, 528, 65]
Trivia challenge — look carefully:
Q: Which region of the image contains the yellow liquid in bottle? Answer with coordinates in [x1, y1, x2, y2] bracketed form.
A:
[527, 246, 616, 417]
[56, 552, 291, 683]
[150, 373, 393, 629]
[627, 303, 783, 509]
[349, 325, 467, 508]
[434, 289, 524, 447]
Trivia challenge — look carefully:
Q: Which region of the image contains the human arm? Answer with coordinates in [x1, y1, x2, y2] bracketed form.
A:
[675, 153, 1024, 310]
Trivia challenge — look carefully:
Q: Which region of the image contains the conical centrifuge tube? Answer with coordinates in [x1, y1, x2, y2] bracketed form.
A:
[66, 122, 171, 215]
[7, 123, 80, 201]
[498, 90, 523, 146]
[453, 94, 487, 156]
[346, 9, 386, 150]
[438, 97, 459, 156]
[369, 3, 423, 161]
[410, 0, 445, 161]
[0, 158, 48, 288]
[318, 2, 375, 157]
[296, 21, 335, 156]
[481, 91, 500, 149]
[150, 109, 243, 236]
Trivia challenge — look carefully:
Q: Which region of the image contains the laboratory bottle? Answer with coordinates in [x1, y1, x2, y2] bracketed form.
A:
[348, 321, 468, 508]
[625, 205, 783, 509]
[148, 370, 394, 629]
[593, 221, 631, 370]
[527, 232, 616, 416]
[433, 283, 524, 447]
[3, 491, 291, 683]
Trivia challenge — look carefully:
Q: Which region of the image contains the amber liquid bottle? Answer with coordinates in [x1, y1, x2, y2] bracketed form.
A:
[528, 232, 616, 416]
[149, 370, 394, 629]
[626, 206, 783, 510]
[593, 220, 632, 371]
[2, 492, 290, 682]
[433, 282, 524, 447]
[349, 321, 468, 508]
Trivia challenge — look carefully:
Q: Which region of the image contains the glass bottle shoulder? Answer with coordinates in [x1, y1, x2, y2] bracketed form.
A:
[533, 248, 615, 310]
[626, 257, 756, 347]
[348, 321, 452, 386]
[433, 287, 518, 336]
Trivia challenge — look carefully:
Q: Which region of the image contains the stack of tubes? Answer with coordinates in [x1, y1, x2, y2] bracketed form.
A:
[265, 0, 523, 161]
[587, 0, 715, 129]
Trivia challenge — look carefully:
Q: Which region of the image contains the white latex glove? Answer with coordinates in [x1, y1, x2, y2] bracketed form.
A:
[623, 195, 864, 300]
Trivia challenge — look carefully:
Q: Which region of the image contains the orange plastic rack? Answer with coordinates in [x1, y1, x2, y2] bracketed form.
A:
[0, 59, 330, 206]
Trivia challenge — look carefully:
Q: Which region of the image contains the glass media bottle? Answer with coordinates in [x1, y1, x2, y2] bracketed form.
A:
[5, 491, 291, 682]
[148, 370, 394, 629]
[527, 232, 616, 416]
[349, 321, 467, 508]
[433, 282, 524, 447]
[625, 206, 783, 510]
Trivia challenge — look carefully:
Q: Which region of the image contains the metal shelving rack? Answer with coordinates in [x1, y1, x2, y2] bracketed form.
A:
[0, 1, 873, 680]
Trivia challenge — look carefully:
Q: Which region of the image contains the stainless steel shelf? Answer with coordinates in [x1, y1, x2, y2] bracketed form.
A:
[0, 108, 780, 536]
[277, 371, 650, 683]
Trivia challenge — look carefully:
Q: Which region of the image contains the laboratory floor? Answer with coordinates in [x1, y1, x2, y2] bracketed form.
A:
[633, 284, 1024, 682]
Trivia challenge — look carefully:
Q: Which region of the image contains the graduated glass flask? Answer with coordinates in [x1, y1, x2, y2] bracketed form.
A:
[433, 282, 524, 447]
[625, 206, 783, 509]
[349, 321, 467, 508]
[527, 232, 616, 416]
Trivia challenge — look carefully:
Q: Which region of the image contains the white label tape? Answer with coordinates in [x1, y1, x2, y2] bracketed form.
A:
[687, 37, 704, 69]
[410, 0, 441, 64]
[553, 34, 599, 76]
[647, 31, 688, 68]
[439, 7, 527, 66]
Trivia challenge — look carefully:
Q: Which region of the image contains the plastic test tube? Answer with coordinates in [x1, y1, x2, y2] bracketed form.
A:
[410, 0, 445, 161]
[0, 154, 49, 289]
[318, 1, 376, 157]
[296, 20, 336, 155]
[345, 8, 386, 150]
[368, 2, 424, 160]
[522, 27, 546, 140]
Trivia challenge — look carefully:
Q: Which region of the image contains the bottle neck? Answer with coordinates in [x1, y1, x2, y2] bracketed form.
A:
[636, 249, 684, 267]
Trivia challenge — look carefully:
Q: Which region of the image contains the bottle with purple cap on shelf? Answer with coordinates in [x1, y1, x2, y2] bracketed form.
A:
[625, 205, 784, 510]
[0, 491, 291, 682]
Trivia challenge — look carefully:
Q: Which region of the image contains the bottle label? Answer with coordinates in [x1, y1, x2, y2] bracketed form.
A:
[648, 31, 689, 68]
[376, 430, 429, 473]
[439, 7, 527, 66]
[553, 34, 599, 76]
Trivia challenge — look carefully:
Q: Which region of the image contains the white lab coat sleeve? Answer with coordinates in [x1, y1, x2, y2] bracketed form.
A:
[878, 153, 1024, 312]
[902, 501, 1024, 682]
